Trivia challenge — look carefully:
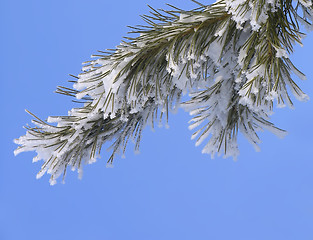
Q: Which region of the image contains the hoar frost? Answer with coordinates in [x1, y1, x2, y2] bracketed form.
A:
[14, 0, 313, 184]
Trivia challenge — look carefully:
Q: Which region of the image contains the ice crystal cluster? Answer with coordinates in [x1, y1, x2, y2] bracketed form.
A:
[15, 0, 313, 184]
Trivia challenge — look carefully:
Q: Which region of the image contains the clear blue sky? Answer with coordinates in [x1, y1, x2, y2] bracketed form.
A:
[1, 0, 313, 240]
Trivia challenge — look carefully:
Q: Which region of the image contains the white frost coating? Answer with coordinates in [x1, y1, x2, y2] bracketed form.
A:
[215, 21, 229, 37]
[178, 13, 208, 24]
[237, 47, 247, 66]
[206, 40, 223, 64]
[274, 47, 289, 58]
[265, 90, 278, 101]
[296, 16, 313, 32]
[166, 52, 180, 77]
[184, 37, 242, 159]
[289, 63, 307, 80]
[276, 102, 286, 108]
[225, 0, 279, 31]
[179, 13, 190, 23]
[299, 0, 313, 8]
[49, 179, 57, 186]
[106, 162, 114, 168]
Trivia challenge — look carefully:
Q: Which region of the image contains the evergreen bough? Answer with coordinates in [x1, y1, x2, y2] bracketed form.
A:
[15, 0, 313, 184]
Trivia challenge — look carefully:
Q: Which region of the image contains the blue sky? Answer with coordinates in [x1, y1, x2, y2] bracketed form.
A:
[2, 0, 313, 239]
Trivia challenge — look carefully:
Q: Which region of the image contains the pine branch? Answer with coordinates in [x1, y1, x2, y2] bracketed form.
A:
[14, 0, 313, 184]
